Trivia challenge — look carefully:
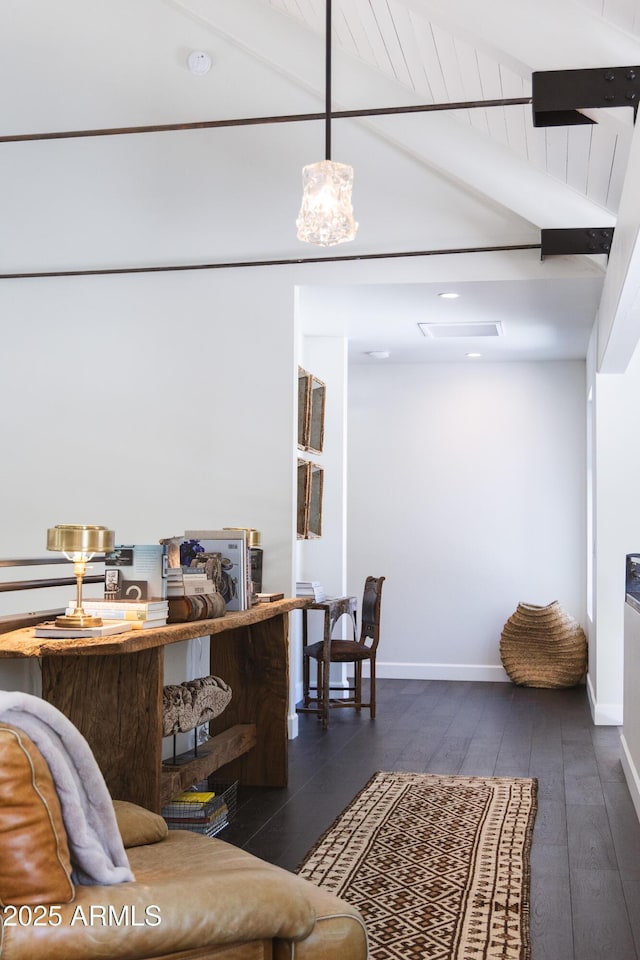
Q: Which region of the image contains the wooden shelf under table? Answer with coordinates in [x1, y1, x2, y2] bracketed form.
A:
[160, 723, 257, 808]
[0, 599, 309, 812]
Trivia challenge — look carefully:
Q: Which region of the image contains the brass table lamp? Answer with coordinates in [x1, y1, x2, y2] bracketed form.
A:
[47, 524, 115, 628]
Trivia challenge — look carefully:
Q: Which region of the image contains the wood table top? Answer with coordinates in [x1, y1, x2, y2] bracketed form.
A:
[0, 597, 311, 658]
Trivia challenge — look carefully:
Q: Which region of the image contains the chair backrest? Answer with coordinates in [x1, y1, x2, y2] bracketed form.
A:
[359, 576, 385, 652]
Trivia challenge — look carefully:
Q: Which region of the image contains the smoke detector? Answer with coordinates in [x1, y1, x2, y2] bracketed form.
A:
[188, 51, 212, 76]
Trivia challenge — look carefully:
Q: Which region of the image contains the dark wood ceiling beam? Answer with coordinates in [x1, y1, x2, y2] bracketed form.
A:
[0, 98, 532, 144]
[0, 244, 541, 281]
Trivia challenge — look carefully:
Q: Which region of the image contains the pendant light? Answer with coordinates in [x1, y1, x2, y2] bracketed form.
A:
[296, 0, 358, 246]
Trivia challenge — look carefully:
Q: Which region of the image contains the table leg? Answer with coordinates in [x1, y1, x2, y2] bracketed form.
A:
[302, 609, 311, 707]
[207, 616, 289, 786]
[322, 614, 331, 728]
[41, 648, 164, 811]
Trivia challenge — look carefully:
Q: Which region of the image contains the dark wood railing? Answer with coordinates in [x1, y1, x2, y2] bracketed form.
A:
[0, 557, 106, 634]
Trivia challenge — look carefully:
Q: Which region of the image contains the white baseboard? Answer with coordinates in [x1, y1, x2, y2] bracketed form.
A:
[586, 672, 623, 725]
[297, 662, 510, 689]
[620, 734, 640, 824]
[371, 662, 511, 683]
[287, 710, 299, 740]
[291, 665, 618, 736]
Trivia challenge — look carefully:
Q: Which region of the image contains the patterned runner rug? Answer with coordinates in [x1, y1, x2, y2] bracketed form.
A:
[297, 772, 537, 960]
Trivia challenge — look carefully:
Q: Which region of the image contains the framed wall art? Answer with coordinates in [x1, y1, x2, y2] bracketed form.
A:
[296, 366, 325, 537]
[297, 459, 310, 539]
[296, 458, 324, 539]
[306, 462, 324, 538]
[297, 368, 311, 450]
[307, 376, 326, 454]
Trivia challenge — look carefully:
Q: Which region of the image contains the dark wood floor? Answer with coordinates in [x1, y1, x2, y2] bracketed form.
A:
[221, 679, 640, 960]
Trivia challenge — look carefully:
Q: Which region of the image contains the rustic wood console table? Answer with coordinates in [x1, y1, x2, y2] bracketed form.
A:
[0, 598, 309, 812]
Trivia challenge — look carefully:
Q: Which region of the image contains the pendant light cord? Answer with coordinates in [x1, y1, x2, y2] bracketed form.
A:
[325, 0, 332, 161]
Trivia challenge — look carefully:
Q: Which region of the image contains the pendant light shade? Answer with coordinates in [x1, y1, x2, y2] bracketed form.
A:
[296, 159, 357, 246]
[296, 0, 358, 247]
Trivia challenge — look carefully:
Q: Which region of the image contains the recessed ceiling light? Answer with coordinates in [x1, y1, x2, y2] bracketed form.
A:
[366, 350, 390, 359]
[438, 292, 459, 299]
[466, 353, 482, 358]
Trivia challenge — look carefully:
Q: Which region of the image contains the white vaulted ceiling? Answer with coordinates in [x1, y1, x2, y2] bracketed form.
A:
[264, 0, 635, 214]
[2, 0, 640, 364]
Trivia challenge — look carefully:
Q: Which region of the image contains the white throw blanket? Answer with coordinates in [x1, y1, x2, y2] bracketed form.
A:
[0, 690, 134, 885]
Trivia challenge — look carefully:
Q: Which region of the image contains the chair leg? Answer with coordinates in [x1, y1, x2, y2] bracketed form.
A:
[315, 658, 327, 727]
[303, 653, 310, 707]
[355, 661, 362, 712]
[369, 657, 376, 719]
[302, 610, 311, 707]
[323, 653, 331, 729]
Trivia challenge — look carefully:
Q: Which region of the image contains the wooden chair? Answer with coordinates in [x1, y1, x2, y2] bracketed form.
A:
[302, 576, 385, 726]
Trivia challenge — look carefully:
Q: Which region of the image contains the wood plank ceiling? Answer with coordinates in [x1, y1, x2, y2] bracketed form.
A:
[265, 0, 639, 217]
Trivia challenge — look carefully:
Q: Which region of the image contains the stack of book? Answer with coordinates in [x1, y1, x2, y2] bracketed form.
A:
[296, 581, 327, 602]
[34, 620, 133, 639]
[161, 789, 230, 837]
[166, 568, 215, 598]
[62, 598, 169, 630]
[255, 592, 285, 603]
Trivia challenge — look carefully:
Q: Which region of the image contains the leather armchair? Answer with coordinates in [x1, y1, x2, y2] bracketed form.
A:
[0, 723, 368, 960]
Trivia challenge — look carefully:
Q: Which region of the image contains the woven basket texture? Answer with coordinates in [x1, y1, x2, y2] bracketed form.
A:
[500, 601, 587, 688]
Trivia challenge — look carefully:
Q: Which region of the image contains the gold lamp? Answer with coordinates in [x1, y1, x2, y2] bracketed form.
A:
[47, 524, 115, 628]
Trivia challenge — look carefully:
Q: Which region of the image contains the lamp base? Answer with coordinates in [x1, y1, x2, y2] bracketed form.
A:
[54, 613, 104, 628]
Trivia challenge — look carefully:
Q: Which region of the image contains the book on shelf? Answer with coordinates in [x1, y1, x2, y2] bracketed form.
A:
[166, 579, 215, 598]
[162, 777, 234, 834]
[164, 805, 229, 828]
[104, 544, 168, 601]
[66, 600, 168, 621]
[161, 790, 227, 825]
[183, 531, 249, 611]
[163, 796, 227, 817]
[128, 618, 168, 630]
[296, 581, 327, 602]
[78, 598, 169, 611]
[62, 612, 167, 630]
[167, 570, 209, 583]
[163, 791, 216, 812]
[164, 808, 229, 835]
[167, 565, 218, 597]
[34, 621, 132, 639]
[255, 592, 285, 603]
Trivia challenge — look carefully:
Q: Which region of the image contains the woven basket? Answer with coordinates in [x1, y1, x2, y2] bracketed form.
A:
[500, 601, 587, 688]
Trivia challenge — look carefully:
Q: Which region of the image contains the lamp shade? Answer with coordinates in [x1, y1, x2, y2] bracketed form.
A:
[46, 524, 114, 556]
[296, 160, 358, 247]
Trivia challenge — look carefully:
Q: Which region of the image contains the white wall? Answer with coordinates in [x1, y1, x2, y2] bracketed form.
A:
[347, 361, 586, 680]
[588, 338, 640, 725]
[622, 603, 640, 820]
[292, 334, 350, 726]
[0, 269, 298, 692]
[296, 336, 349, 597]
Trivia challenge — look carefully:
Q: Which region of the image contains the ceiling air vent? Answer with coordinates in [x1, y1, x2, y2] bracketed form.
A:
[418, 321, 503, 339]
